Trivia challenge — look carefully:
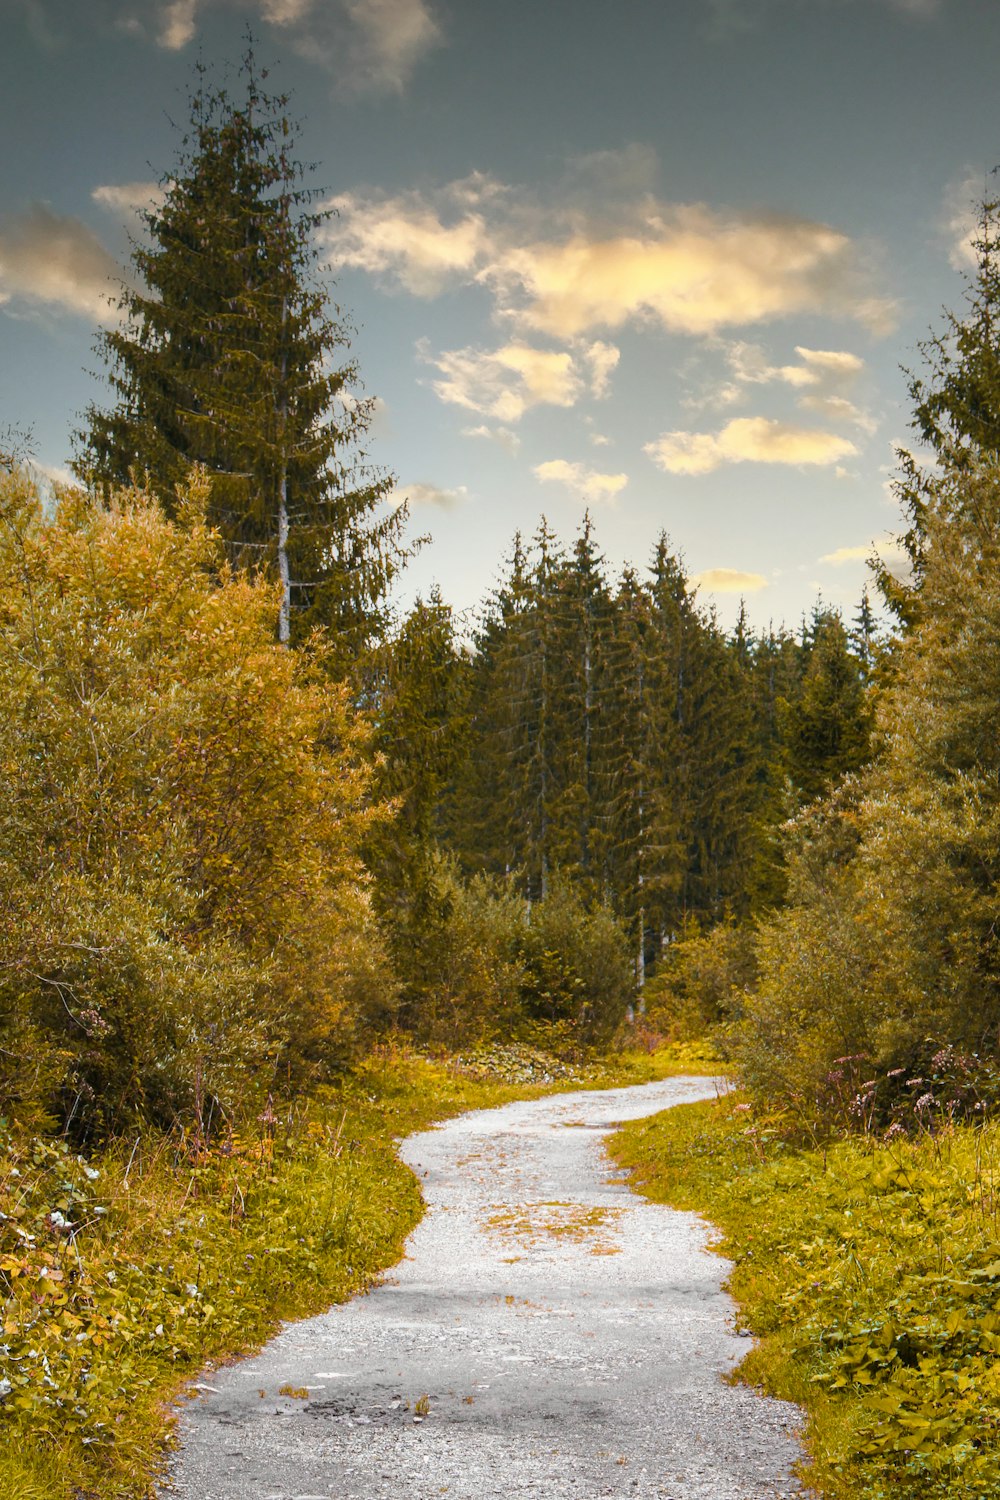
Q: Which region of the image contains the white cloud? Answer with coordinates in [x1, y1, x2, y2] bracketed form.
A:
[157, 0, 197, 48]
[324, 176, 894, 339]
[695, 567, 769, 594]
[645, 416, 858, 475]
[589, 432, 612, 447]
[461, 423, 521, 454]
[137, 0, 441, 91]
[0, 205, 121, 322]
[403, 481, 468, 510]
[798, 392, 878, 434]
[341, 0, 442, 93]
[92, 180, 163, 215]
[943, 170, 983, 271]
[581, 339, 620, 398]
[533, 459, 628, 506]
[421, 339, 585, 422]
[688, 340, 876, 433]
[322, 182, 490, 295]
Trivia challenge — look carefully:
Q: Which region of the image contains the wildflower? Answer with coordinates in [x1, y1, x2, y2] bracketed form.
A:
[915, 1092, 935, 1111]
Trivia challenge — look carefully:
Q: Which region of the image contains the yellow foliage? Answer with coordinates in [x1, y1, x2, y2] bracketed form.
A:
[0, 468, 390, 1133]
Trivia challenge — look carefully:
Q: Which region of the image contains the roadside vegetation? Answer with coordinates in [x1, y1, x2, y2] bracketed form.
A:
[612, 1090, 1000, 1499]
[1, 1044, 688, 1500]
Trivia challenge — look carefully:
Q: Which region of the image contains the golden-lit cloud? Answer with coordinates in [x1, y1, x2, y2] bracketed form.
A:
[695, 567, 769, 593]
[323, 178, 894, 339]
[0, 205, 121, 321]
[488, 209, 892, 339]
[403, 480, 468, 510]
[533, 459, 628, 505]
[420, 339, 586, 421]
[645, 416, 858, 475]
[821, 539, 908, 568]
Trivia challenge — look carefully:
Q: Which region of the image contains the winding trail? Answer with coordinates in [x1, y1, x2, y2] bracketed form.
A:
[165, 1077, 805, 1499]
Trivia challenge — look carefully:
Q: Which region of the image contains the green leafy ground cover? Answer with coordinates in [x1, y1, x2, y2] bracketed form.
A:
[0, 1043, 697, 1500]
[610, 1095, 1000, 1498]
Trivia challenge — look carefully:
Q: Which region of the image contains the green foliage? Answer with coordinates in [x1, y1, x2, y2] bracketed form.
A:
[0, 469, 387, 1134]
[1, 1048, 679, 1498]
[386, 855, 633, 1051]
[75, 51, 409, 662]
[516, 878, 634, 1047]
[611, 1095, 1000, 1499]
[644, 918, 758, 1037]
[882, 193, 1000, 623]
[734, 458, 1000, 1126]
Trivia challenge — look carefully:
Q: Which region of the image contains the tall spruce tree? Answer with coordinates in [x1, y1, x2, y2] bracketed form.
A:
[882, 191, 1000, 624]
[75, 50, 408, 663]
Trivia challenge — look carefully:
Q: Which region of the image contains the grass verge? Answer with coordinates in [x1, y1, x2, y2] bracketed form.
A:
[609, 1093, 1000, 1499]
[1, 1042, 700, 1499]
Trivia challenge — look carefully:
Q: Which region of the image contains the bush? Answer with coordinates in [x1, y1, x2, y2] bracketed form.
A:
[643, 917, 758, 1038]
[0, 470, 388, 1135]
[390, 860, 634, 1051]
[516, 877, 634, 1049]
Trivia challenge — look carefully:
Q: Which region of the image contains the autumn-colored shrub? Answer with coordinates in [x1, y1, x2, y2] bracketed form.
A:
[0, 469, 388, 1135]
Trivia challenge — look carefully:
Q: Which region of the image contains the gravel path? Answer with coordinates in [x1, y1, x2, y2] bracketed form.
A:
[165, 1076, 806, 1499]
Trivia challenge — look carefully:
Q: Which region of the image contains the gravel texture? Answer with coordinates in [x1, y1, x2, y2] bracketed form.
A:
[164, 1076, 806, 1499]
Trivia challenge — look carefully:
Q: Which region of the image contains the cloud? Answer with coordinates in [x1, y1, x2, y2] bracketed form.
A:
[821, 539, 909, 568]
[461, 423, 521, 454]
[688, 339, 876, 431]
[533, 459, 628, 506]
[943, 170, 983, 271]
[799, 393, 878, 434]
[821, 544, 871, 565]
[324, 176, 894, 339]
[421, 339, 587, 422]
[488, 208, 893, 339]
[0, 205, 121, 321]
[695, 567, 769, 594]
[582, 340, 620, 397]
[589, 432, 612, 447]
[645, 416, 858, 475]
[92, 180, 164, 217]
[158, 0, 197, 48]
[322, 180, 492, 295]
[114, 0, 443, 92]
[340, 0, 442, 92]
[403, 481, 468, 510]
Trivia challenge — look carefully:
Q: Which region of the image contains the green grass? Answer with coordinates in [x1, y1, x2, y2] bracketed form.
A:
[609, 1094, 1000, 1499]
[1, 1042, 700, 1499]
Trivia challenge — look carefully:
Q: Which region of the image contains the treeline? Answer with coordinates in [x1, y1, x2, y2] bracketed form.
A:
[373, 522, 875, 1041]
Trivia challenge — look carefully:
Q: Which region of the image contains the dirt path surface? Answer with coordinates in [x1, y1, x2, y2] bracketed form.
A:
[165, 1077, 805, 1499]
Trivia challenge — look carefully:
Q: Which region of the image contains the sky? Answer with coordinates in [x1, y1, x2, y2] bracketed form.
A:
[2, 0, 999, 635]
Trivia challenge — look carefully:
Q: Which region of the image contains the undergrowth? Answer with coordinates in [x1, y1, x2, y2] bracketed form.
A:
[609, 1094, 1000, 1498]
[0, 1042, 692, 1499]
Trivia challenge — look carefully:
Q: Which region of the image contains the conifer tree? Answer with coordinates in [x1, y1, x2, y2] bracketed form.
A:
[75, 50, 408, 663]
[882, 192, 1000, 623]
